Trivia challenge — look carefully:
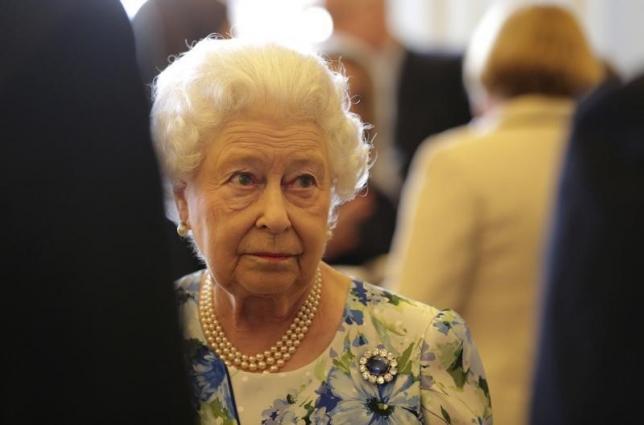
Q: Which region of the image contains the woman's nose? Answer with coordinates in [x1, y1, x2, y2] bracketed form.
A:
[255, 182, 291, 234]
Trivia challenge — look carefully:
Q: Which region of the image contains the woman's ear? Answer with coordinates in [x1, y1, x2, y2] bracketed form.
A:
[173, 181, 190, 225]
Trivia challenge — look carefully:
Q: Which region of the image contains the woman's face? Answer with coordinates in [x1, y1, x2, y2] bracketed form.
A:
[175, 117, 332, 297]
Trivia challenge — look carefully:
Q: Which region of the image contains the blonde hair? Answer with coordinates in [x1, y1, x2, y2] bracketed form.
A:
[151, 37, 371, 207]
[465, 3, 603, 107]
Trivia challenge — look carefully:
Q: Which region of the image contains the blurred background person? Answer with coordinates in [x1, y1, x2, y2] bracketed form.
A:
[386, 4, 604, 424]
[132, 0, 230, 89]
[320, 36, 397, 284]
[132, 0, 231, 280]
[531, 72, 644, 425]
[324, 0, 471, 202]
[2, 0, 193, 424]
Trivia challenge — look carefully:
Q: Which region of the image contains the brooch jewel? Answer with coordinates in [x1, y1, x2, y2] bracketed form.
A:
[359, 347, 398, 385]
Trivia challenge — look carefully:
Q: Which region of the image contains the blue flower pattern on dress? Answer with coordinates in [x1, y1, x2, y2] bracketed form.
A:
[325, 368, 420, 424]
[432, 317, 452, 335]
[192, 344, 227, 403]
[261, 397, 297, 425]
[351, 281, 369, 305]
[186, 339, 238, 424]
[316, 380, 342, 413]
[176, 273, 493, 424]
[352, 334, 369, 347]
[344, 308, 364, 325]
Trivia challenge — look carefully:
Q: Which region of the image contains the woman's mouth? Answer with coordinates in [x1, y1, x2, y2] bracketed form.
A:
[249, 252, 294, 262]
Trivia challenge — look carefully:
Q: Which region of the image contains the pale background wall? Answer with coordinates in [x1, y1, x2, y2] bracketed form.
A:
[390, 0, 644, 78]
[121, 0, 644, 78]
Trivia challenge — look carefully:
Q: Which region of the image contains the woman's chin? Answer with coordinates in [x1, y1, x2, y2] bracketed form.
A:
[235, 262, 301, 295]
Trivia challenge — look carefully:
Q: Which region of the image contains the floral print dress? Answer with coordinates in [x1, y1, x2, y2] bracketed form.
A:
[177, 271, 493, 424]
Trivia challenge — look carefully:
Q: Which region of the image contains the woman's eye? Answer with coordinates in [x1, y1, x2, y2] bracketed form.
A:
[292, 174, 316, 189]
[230, 172, 256, 186]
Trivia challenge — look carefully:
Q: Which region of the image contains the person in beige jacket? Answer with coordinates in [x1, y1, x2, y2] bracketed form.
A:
[387, 4, 604, 424]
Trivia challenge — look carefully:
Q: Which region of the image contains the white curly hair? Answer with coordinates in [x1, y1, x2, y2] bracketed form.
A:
[151, 37, 371, 210]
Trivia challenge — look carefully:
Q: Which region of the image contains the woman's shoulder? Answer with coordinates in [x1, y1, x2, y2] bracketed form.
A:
[175, 269, 205, 305]
[347, 280, 446, 326]
[349, 280, 474, 340]
[350, 279, 437, 308]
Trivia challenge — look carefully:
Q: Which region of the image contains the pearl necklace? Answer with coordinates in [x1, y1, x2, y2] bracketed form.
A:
[199, 268, 322, 373]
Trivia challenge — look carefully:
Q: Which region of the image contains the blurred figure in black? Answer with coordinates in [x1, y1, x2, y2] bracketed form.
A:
[132, 0, 229, 279]
[530, 74, 644, 425]
[1, 1, 194, 424]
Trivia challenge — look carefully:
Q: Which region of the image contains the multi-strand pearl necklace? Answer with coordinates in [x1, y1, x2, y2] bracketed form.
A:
[199, 268, 322, 373]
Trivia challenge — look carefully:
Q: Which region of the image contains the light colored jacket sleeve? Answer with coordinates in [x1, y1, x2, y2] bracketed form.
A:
[387, 139, 478, 311]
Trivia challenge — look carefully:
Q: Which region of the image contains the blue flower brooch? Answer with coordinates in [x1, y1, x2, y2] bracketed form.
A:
[359, 347, 398, 385]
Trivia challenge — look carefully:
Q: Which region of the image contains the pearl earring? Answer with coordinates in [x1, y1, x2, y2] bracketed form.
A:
[177, 222, 190, 237]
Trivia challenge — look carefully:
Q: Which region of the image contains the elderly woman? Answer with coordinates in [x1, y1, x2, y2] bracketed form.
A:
[152, 38, 492, 424]
[386, 4, 603, 425]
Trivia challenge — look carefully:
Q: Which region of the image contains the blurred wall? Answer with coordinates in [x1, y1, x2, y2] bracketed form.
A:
[389, 0, 644, 77]
[122, 0, 644, 77]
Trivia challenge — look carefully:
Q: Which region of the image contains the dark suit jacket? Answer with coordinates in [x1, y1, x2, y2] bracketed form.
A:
[1, 1, 194, 423]
[530, 74, 644, 425]
[395, 49, 472, 178]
